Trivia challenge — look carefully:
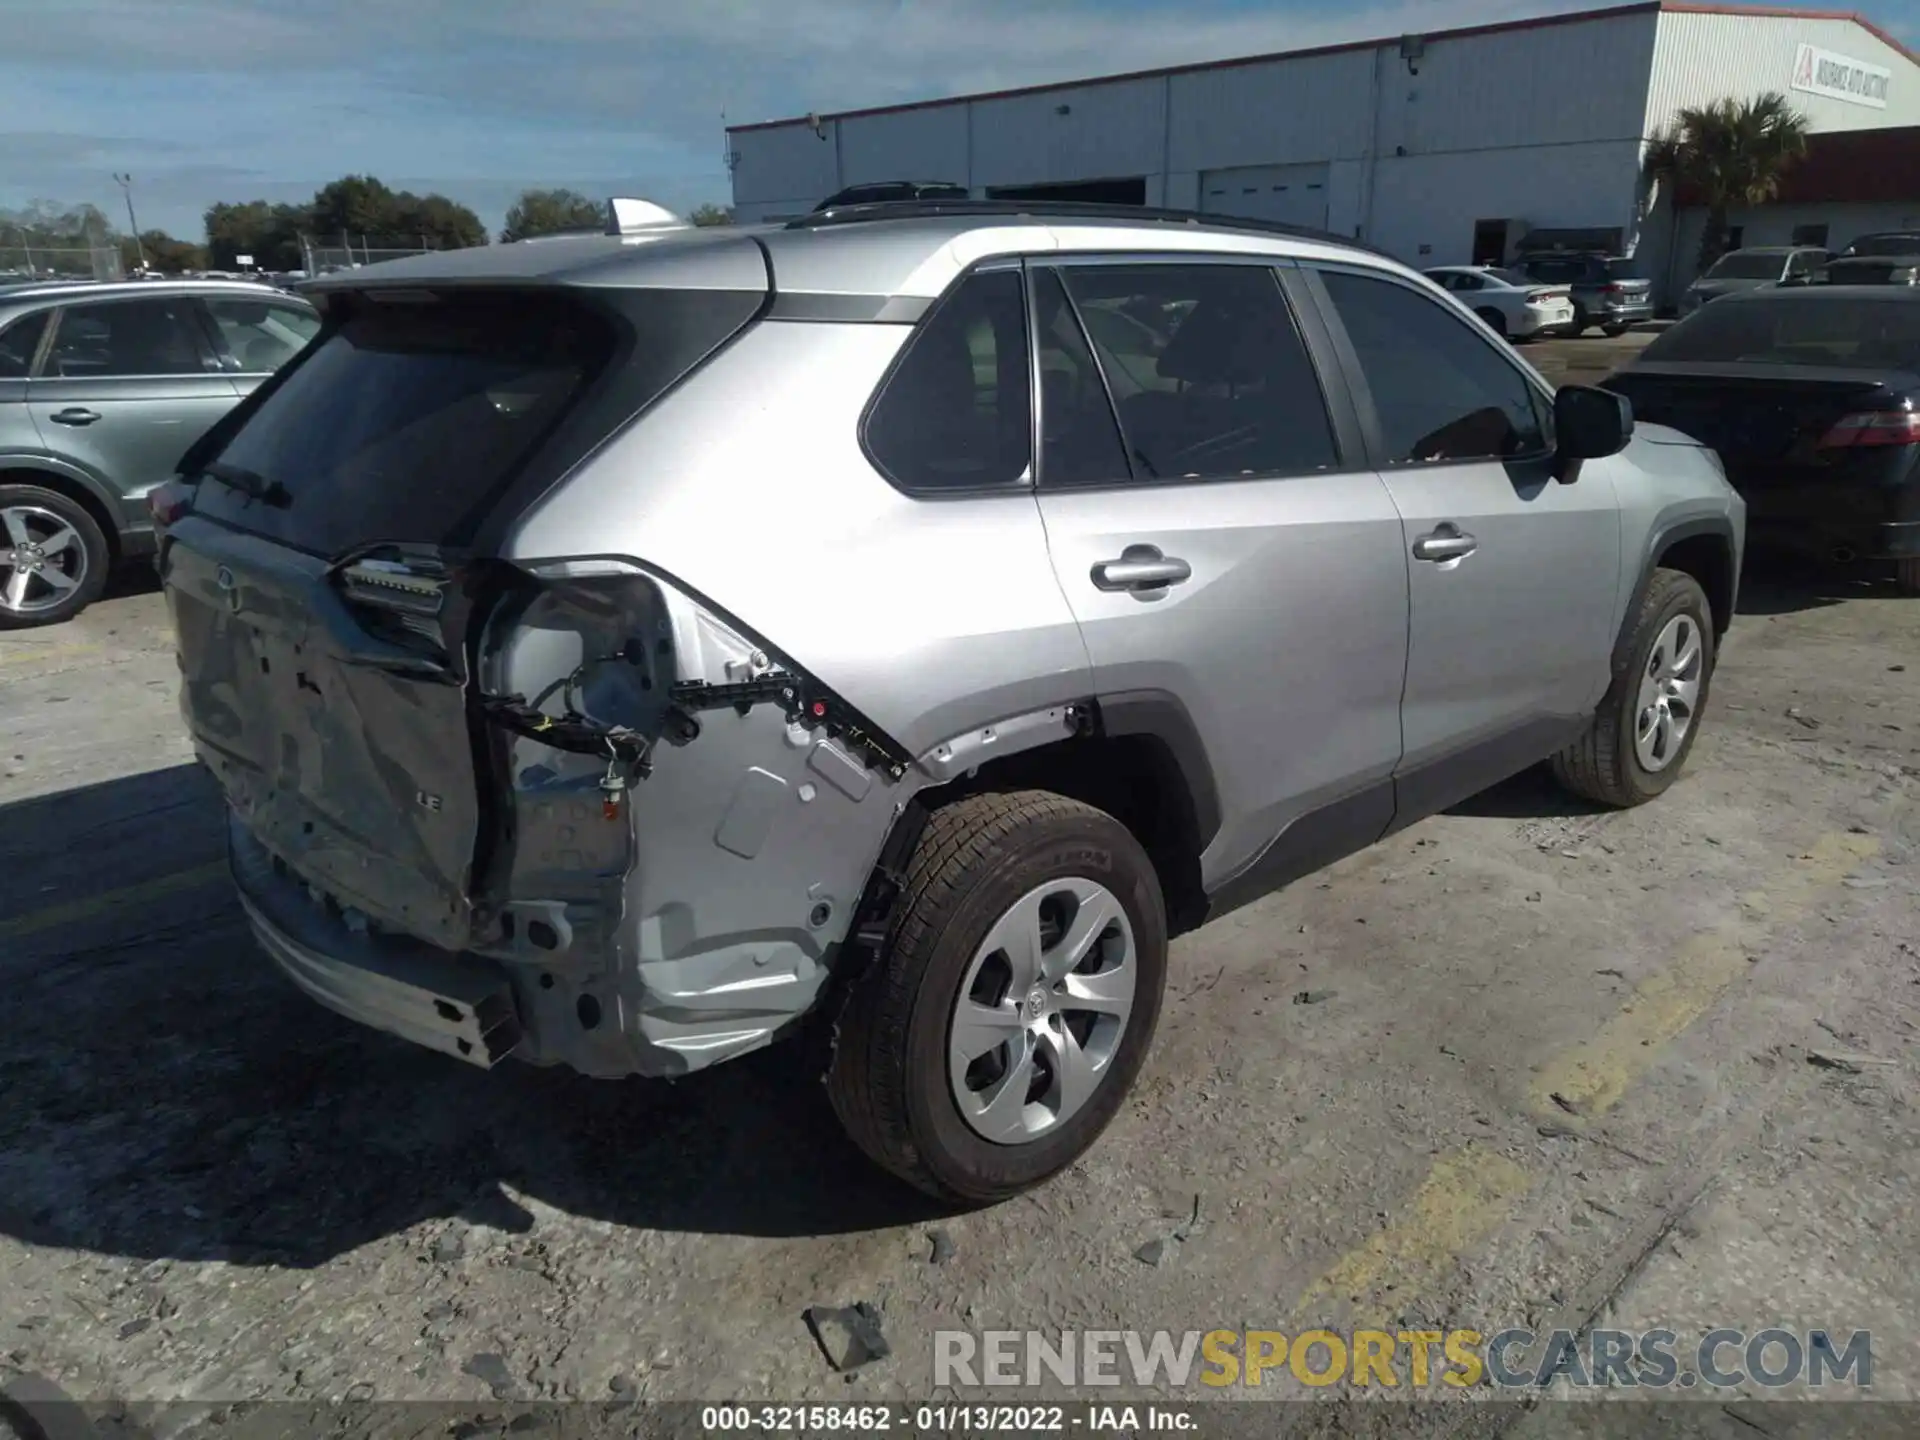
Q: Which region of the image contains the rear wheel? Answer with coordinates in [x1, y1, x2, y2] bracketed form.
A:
[1566, 306, 1590, 337]
[1602, 323, 1630, 338]
[1553, 568, 1715, 807]
[1474, 307, 1508, 339]
[826, 790, 1168, 1204]
[0, 483, 109, 629]
[1896, 557, 1920, 594]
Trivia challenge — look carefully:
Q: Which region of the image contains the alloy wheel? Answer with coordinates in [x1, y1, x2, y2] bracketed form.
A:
[0, 506, 89, 617]
[1634, 612, 1703, 771]
[948, 877, 1138, 1144]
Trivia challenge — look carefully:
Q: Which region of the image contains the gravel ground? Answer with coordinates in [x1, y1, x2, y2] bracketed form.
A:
[1, 364, 1915, 1433]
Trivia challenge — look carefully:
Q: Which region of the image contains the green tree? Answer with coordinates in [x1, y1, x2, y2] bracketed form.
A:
[121, 231, 207, 274]
[203, 199, 307, 270]
[689, 203, 734, 227]
[1643, 92, 1811, 272]
[500, 187, 604, 242]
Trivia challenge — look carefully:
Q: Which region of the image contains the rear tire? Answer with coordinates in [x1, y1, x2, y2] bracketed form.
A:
[1552, 568, 1715, 808]
[1602, 323, 1630, 338]
[1896, 558, 1920, 594]
[1475, 307, 1508, 339]
[0, 483, 109, 630]
[1566, 307, 1590, 337]
[826, 790, 1168, 1204]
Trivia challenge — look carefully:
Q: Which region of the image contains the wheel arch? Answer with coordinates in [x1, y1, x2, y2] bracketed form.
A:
[0, 458, 125, 563]
[898, 691, 1220, 938]
[1612, 515, 1738, 677]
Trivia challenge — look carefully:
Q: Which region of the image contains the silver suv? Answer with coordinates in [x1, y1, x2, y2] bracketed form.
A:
[155, 200, 1744, 1202]
[0, 278, 319, 627]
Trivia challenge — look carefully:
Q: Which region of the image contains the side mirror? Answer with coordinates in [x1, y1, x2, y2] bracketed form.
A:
[1554, 385, 1633, 477]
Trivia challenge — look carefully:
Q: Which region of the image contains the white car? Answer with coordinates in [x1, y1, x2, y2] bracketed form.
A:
[1424, 265, 1576, 341]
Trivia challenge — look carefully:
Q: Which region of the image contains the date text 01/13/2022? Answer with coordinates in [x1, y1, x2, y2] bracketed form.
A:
[697, 1403, 1199, 1432]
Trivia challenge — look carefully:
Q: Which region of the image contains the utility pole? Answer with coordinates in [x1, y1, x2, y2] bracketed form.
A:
[113, 173, 147, 272]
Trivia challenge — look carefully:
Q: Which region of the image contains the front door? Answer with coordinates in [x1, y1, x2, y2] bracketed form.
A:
[1030, 258, 1411, 897]
[28, 295, 240, 534]
[1305, 265, 1622, 817]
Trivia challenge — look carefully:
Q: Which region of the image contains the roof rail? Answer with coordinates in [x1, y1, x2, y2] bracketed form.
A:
[786, 198, 1397, 261]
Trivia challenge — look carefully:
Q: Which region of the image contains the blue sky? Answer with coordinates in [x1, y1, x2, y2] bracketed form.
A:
[2, 0, 1915, 242]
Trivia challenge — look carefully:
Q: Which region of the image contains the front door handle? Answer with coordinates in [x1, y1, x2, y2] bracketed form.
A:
[1091, 545, 1192, 593]
[1412, 525, 1477, 562]
[49, 408, 101, 427]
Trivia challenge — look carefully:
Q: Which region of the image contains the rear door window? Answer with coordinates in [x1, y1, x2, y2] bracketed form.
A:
[1031, 268, 1130, 487]
[863, 268, 1032, 493]
[1058, 262, 1338, 482]
[0, 310, 48, 378]
[45, 297, 215, 378]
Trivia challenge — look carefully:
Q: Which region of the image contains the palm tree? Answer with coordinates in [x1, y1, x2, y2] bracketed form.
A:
[1643, 92, 1811, 274]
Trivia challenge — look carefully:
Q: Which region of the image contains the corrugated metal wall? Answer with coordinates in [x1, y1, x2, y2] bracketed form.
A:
[1646, 11, 1920, 136]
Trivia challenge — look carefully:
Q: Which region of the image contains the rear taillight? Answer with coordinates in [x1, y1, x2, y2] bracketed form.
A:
[1818, 411, 1920, 448]
[1602, 283, 1625, 295]
[149, 480, 192, 528]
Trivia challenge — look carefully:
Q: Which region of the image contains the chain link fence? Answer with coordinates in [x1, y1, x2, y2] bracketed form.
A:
[298, 237, 441, 274]
[0, 243, 125, 282]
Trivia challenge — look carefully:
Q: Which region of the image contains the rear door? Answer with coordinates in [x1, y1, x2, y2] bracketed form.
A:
[1304, 264, 1621, 814]
[28, 294, 241, 530]
[1032, 257, 1411, 896]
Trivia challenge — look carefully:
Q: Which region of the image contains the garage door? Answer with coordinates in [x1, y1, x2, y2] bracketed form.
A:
[1200, 163, 1330, 229]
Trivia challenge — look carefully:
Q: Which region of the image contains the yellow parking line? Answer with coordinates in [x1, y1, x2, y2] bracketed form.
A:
[0, 859, 230, 943]
[0, 641, 103, 670]
[1529, 829, 1878, 1119]
[1292, 1145, 1532, 1325]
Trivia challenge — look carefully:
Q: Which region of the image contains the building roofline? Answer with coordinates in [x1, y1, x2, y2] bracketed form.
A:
[727, 0, 1914, 134]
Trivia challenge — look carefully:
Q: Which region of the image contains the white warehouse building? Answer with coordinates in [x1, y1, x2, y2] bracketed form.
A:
[726, 0, 1920, 306]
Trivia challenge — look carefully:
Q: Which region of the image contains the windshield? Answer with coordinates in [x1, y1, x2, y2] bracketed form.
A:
[1845, 234, 1920, 258]
[1640, 296, 1920, 368]
[1705, 253, 1785, 280]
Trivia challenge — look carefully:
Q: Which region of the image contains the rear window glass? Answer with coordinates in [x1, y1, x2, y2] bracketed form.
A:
[1705, 253, 1785, 280]
[1845, 234, 1920, 258]
[193, 292, 612, 554]
[1641, 296, 1920, 368]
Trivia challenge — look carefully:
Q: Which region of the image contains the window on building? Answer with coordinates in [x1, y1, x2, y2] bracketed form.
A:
[1791, 223, 1830, 249]
[44, 298, 213, 378]
[1318, 269, 1548, 465]
[1057, 263, 1338, 482]
[864, 268, 1032, 493]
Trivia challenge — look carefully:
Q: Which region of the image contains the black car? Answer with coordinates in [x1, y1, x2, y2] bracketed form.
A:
[813, 180, 971, 211]
[1603, 287, 1920, 592]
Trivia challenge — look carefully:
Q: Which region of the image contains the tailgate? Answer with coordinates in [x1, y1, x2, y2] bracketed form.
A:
[165, 521, 482, 950]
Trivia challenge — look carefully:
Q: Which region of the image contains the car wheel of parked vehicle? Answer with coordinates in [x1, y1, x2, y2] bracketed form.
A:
[1566, 306, 1590, 337]
[1552, 568, 1715, 808]
[826, 790, 1168, 1203]
[1474, 307, 1508, 338]
[0, 483, 109, 630]
[1602, 324, 1630, 338]
[1896, 558, 1920, 594]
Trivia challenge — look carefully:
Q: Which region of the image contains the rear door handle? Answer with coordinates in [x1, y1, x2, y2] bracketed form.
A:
[1091, 545, 1192, 593]
[1412, 525, 1477, 562]
[49, 408, 101, 427]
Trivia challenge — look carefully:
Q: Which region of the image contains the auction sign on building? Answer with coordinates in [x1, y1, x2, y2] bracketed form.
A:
[1791, 43, 1892, 108]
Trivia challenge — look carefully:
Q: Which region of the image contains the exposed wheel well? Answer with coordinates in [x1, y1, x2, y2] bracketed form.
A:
[925, 733, 1209, 937]
[1656, 532, 1735, 637]
[0, 467, 122, 564]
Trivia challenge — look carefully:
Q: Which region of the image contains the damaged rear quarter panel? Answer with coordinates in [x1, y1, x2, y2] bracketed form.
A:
[496, 320, 1094, 1075]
